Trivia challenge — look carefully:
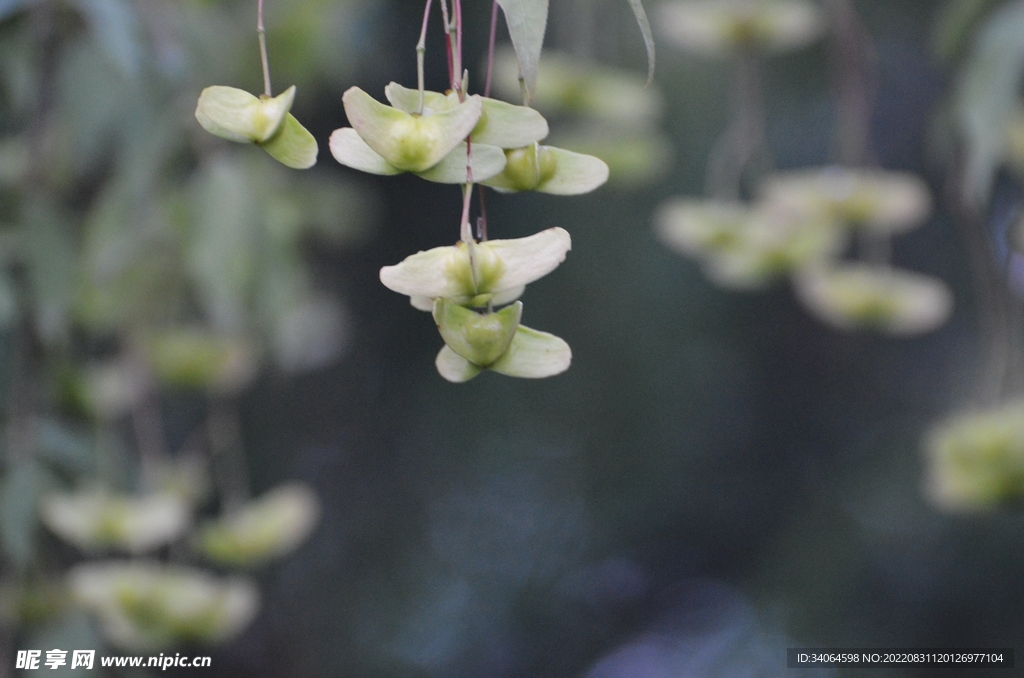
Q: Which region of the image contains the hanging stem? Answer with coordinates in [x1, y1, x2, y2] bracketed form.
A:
[477, 188, 489, 241]
[416, 0, 434, 114]
[947, 150, 1013, 405]
[257, 0, 272, 97]
[207, 397, 250, 512]
[453, 0, 464, 96]
[125, 347, 168, 490]
[460, 183, 474, 243]
[826, 0, 878, 166]
[439, 0, 456, 92]
[706, 50, 766, 201]
[485, 0, 499, 97]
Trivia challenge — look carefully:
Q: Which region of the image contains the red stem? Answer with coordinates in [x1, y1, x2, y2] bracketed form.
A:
[485, 0, 499, 97]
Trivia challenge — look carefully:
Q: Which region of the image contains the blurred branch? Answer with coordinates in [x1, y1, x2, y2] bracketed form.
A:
[705, 50, 765, 201]
[825, 0, 879, 166]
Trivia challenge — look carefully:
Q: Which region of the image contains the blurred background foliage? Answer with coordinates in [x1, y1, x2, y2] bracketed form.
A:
[2, 0, 1024, 676]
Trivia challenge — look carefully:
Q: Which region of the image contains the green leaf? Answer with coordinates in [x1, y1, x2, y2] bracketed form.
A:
[0, 270, 16, 331]
[0, 0, 35, 22]
[24, 199, 77, 345]
[272, 294, 348, 373]
[260, 113, 319, 169]
[186, 158, 259, 331]
[496, 0, 549, 102]
[69, 0, 143, 78]
[25, 613, 104, 678]
[0, 460, 55, 569]
[955, 0, 1024, 204]
[36, 418, 94, 474]
[933, 0, 1005, 63]
[626, 0, 656, 85]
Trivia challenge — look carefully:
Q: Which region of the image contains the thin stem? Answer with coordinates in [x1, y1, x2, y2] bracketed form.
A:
[125, 346, 167, 490]
[706, 50, 766, 201]
[947, 149, 1011, 405]
[257, 0, 272, 96]
[416, 0, 434, 114]
[825, 0, 878, 166]
[453, 0, 464, 95]
[485, 0, 499, 97]
[477, 187, 489, 241]
[439, 0, 456, 92]
[460, 182, 474, 243]
[207, 397, 250, 512]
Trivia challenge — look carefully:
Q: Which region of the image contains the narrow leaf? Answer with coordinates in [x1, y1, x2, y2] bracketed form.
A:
[626, 0, 656, 85]
[496, 0, 549, 102]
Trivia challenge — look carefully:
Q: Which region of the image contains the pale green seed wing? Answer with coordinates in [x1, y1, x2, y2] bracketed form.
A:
[195, 86, 263, 143]
[435, 345, 483, 382]
[537, 147, 609, 194]
[329, 128, 403, 175]
[415, 142, 508, 183]
[473, 98, 549, 148]
[384, 82, 453, 114]
[261, 114, 318, 169]
[379, 245, 469, 300]
[342, 87, 482, 172]
[489, 325, 571, 378]
[482, 227, 571, 290]
[433, 299, 522, 366]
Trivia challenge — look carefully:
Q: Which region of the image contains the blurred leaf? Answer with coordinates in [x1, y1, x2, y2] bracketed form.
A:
[625, 0, 655, 85]
[272, 294, 349, 373]
[77, 183, 184, 332]
[69, 0, 144, 78]
[496, 0, 549, 103]
[147, 329, 258, 393]
[187, 158, 260, 332]
[291, 173, 377, 246]
[933, 0, 1007, 63]
[0, 460, 55, 569]
[24, 199, 76, 345]
[24, 612, 104, 676]
[955, 0, 1024, 204]
[0, 25, 37, 119]
[36, 418, 93, 475]
[54, 39, 128, 174]
[0, 0, 33, 24]
[0, 270, 16, 331]
[0, 136, 29, 187]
